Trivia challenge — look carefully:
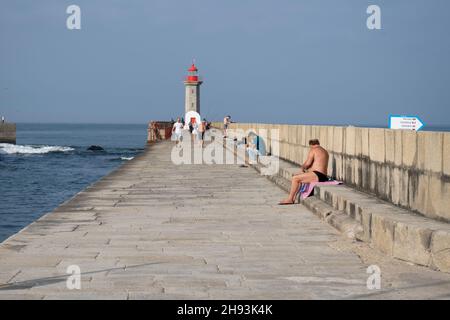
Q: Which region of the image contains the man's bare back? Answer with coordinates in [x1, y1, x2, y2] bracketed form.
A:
[307, 146, 329, 175]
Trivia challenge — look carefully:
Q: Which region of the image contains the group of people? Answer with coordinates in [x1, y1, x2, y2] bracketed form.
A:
[172, 117, 210, 147]
[172, 114, 331, 206]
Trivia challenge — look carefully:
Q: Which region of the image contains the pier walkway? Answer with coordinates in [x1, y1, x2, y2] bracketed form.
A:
[1, 141, 450, 299]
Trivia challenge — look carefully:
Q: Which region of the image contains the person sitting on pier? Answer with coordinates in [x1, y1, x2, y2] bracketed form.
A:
[279, 139, 330, 205]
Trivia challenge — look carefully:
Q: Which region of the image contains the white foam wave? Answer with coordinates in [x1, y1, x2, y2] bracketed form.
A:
[0, 143, 75, 155]
[121, 157, 134, 161]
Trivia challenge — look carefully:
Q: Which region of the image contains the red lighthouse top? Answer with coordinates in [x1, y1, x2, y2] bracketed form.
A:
[185, 63, 201, 83]
[188, 64, 198, 72]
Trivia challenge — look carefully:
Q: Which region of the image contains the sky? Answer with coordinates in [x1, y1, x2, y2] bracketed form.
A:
[0, 0, 449, 127]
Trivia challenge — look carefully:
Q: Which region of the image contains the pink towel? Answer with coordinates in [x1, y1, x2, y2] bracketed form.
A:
[299, 181, 343, 200]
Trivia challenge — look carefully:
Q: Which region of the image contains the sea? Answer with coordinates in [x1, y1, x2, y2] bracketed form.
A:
[0, 123, 147, 242]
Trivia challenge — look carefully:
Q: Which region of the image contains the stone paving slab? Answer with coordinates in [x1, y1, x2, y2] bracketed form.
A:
[0, 140, 450, 299]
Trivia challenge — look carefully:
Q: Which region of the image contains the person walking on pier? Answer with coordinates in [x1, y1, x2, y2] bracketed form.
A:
[198, 118, 207, 147]
[279, 139, 330, 205]
[192, 120, 199, 142]
[223, 115, 231, 137]
[172, 118, 183, 146]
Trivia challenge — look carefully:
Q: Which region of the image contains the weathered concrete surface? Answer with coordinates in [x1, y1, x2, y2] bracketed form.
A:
[217, 122, 450, 222]
[0, 123, 16, 144]
[240, 143, 450, 272]
[310, 185, 450, 272]
[1, 141, 450, 299]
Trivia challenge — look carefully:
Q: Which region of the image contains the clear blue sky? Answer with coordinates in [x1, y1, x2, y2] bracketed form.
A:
[1, 0, 449, 127]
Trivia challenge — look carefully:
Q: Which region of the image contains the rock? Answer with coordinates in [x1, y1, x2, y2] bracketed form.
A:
[87, 145, 104, 151]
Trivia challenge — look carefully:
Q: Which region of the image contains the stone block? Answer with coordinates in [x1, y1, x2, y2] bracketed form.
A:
[371, 213, 395, 255]
[333, 127, 344, 154]
[417, 131, 443, 173]
[385, 130, 395, 163]
[355, 128, 363, 156]
[293, 145, 300, 164]
[295, 125, 302, 146]
[316, 187, 328, 203]
[304, 197, 333, 220]
[369, 162, 377, 193]
[426, 175, 450, 221]
[444, 133, 450, 176]
[392, 222, 432, 267]
[311, 126, 319, 144]
[319, 126, 328, 150]
[345, 126, 356, 156]
[314, 126, 322, 144]
[322, 189, 338, 208]
[378, 164, 389, 200]
[301, 126, 307, 146]
[394, 130, 403, 166]
[361, 128, 370, 158]
[287, 125, 297, 144]
[353, 158, 362, 186]
[293, 126, 299, 145]
[287, 143, 293, 162]
[327, 156, 333, 176]
[337, 195, 346, 212]
[334, 154, 344, 180]
[355, 207, 372, 242]
[291, 145, 298, 165]
[327, 127, 334, 152]
[402, 130, 417, 167]
[304, 126, 312, 146]
[430, 230, 450, 273]
[280, 125, 289, 143]
[280, 142, 288, 159]
[331, 191, 340, 209]
[399, 169, 410, 208]
[360, 158, 370, 190]
[390, 167, 401, 206]
[410, 173, 429, 218]
[369, 128, 385, 163]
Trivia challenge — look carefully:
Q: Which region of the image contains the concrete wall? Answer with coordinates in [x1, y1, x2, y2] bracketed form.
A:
[0, 123, 16, 144]
[147, 121, 173, 143]
[215, 122, 450, 222]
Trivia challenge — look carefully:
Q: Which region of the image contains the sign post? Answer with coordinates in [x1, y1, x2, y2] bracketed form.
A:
[389, 115, 424, 131]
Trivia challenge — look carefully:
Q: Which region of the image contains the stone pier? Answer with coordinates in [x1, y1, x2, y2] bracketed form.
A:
[0, 123, 16, 144]
[1, 140, 450, 299]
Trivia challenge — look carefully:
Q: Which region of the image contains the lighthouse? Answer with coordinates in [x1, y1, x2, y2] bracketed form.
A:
[184, 63, 203, 115]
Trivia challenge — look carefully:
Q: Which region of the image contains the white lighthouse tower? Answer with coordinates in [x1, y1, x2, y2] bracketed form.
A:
[184, 63, 203, 115]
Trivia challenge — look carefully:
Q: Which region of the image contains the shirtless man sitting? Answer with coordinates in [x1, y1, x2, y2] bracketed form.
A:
[279, 139, 329, 205]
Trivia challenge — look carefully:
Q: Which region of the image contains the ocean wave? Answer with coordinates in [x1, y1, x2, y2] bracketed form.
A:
[0, 143, 75, 155]
[121, 157, 134, 161]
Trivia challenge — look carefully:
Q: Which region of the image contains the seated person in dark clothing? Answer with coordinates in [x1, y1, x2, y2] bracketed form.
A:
[279, 139, 330, 205]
